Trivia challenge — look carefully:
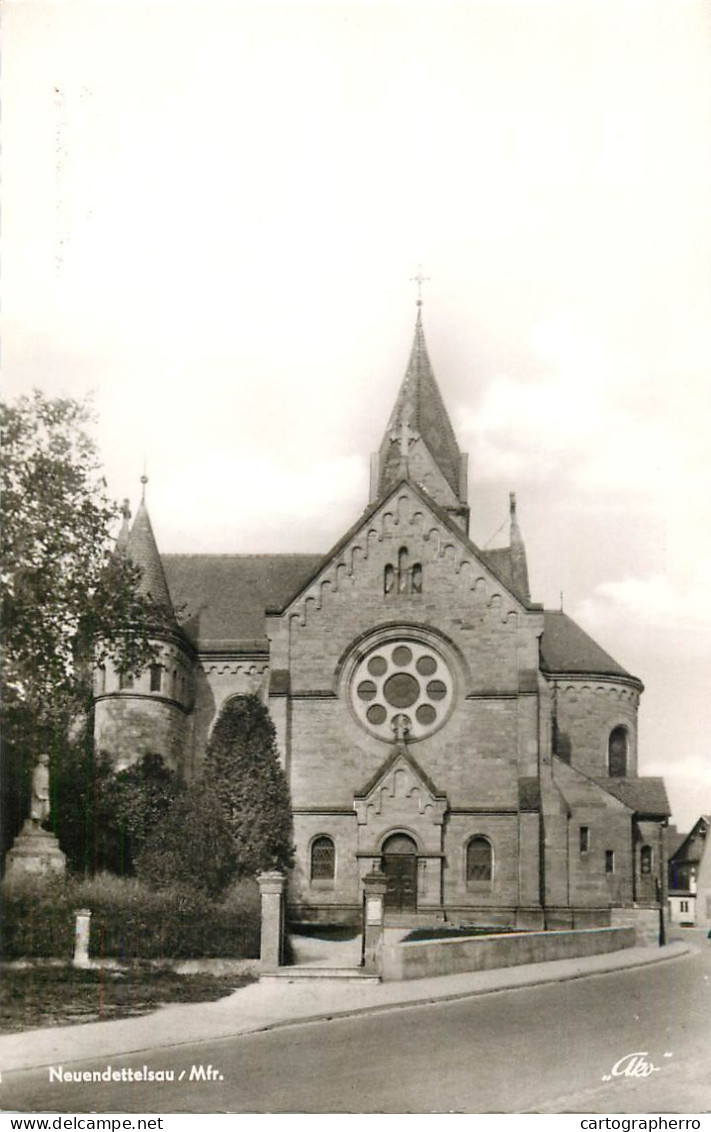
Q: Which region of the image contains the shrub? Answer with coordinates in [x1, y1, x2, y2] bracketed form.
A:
[206, 694, 294, 877]
[136, 782, 238, 898]
[0, 874, 261, 961]
[0, 877, 75, 959]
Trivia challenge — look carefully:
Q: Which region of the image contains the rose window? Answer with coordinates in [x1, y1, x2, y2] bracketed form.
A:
[351, 639, 454, 741]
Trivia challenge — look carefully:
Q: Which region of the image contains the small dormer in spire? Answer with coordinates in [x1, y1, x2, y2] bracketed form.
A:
[509, 492, 531, 602]
[125, 478, 175, 615]
[372, 305, 469, 529]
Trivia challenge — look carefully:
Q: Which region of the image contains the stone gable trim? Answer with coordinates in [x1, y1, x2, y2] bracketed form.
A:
[270, 478, 542, 631]
[353, 745, 448, 828]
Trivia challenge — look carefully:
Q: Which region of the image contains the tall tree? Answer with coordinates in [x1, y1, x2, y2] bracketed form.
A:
[1, 390, 172, 853]
[205, 695, 294, 877]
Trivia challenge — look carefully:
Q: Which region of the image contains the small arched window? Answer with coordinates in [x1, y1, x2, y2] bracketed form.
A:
[397, 548, 409, 593]
[640, 845, 653, 875]
[466, 837, 493, 884]
[311, 836, 335, 883]
[149, 663, 162, 692]
[384, 564, 396, 594]
[411, 563, 423, 594]
[608, 726, 628, 777]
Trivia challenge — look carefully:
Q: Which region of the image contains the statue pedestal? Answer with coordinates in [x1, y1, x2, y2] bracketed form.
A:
[4, 821, 66, 884]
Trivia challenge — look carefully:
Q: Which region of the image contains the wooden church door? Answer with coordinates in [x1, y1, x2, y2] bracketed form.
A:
[382, 833, 418, 912]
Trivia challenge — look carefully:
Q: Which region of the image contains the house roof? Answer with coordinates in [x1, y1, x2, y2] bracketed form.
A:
[162, 553, 324, 645]
[668, 815, 710, 863]
[596, 777, 671, 817]
[540, 610, 638, 683]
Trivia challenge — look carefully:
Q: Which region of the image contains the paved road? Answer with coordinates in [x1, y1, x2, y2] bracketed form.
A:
[2, 945, 710, 1114]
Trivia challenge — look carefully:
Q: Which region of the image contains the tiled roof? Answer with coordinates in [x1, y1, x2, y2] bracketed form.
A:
[126, 499, 174, 612]
[541, 610, 638, 682]
[162, 554, 324, 645]
[596, 777, 671, 817]
[378, 310, 462, 497]
[479, 547, 524, 602]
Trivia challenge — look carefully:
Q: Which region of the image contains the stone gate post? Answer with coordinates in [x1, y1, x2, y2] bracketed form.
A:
[362, 870, 388, 975]
[258, 870, 286, 972]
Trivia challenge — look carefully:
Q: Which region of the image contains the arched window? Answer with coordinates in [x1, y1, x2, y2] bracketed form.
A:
[466, 837, 493, 884]
[310, 836, 335, 883]
[640, 845, 653, 875]
[397, 548, 409, 593]
[608, 726, 628, 777]
[384, 548, 423, 595]
[149, 663, 162, 692]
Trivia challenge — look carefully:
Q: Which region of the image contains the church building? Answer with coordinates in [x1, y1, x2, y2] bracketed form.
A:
[95, 307, 670, 930]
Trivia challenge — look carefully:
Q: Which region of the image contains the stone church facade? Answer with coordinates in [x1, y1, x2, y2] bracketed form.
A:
[95, 310, 670, 929]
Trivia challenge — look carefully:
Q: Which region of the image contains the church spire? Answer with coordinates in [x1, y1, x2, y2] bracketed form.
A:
[125, 478, 175, 615]
[373, 306, 469, 527]
[509, 492, 531, 602]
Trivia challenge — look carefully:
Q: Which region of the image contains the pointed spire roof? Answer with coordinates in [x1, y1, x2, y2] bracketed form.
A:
[125, 478, 175, 613]
[509, 492, 530, 602]
[378, 308, 463, 498]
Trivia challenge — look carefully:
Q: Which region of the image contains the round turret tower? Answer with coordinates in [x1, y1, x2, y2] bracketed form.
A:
[93, 482, 195, 774]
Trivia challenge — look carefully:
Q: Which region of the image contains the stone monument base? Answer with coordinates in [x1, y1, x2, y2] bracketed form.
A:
[3, 820, 66, 884]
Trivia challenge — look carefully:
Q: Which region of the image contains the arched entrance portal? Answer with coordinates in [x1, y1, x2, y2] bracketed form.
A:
[382, 833, 418, 913]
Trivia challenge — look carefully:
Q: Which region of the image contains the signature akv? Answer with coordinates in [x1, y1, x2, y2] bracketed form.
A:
[602, 1051, 673, 1082]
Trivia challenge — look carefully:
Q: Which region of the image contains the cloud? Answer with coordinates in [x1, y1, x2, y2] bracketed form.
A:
[575, 573, 711, 655]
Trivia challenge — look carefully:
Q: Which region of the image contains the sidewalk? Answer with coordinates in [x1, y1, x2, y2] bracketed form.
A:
[0, 941, 691, 1075]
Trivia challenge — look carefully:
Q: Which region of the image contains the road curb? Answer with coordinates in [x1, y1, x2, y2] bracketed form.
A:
[0, 943, 693, 1075]
[246, 941, 694, 1035]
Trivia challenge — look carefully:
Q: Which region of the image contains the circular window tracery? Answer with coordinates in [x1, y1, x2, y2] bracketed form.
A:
[350, 638, 455, 741]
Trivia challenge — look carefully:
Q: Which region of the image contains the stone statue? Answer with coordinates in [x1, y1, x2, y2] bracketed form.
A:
[30, 753, 51, 826]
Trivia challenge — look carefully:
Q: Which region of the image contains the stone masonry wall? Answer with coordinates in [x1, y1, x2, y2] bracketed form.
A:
[553, 679, 639, 778]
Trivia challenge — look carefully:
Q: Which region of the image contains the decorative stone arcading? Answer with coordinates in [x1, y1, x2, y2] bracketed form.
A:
[555, 680, 640, 707]
[287, 487, 521, 631]
[354, 756, 447, 827]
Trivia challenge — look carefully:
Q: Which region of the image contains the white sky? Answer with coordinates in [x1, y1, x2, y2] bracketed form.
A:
[5, 0, 711, 831]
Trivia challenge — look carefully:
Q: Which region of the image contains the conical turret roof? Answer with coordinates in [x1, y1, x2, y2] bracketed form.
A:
[378, 309, 463, 497]
[125, 488, 175, 613]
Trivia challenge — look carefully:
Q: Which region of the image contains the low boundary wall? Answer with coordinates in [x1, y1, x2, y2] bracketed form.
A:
[381, 926, 637, 982]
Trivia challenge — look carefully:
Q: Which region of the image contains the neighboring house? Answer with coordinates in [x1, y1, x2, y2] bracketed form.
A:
[94, 307, 670, 931]
[668, 816, 710, 928]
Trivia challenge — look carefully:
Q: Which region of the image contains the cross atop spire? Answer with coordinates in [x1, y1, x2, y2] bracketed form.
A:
[410, 268, 430, 308]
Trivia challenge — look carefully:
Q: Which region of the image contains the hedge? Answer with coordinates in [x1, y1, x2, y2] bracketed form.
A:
[0, 874, 261, 961]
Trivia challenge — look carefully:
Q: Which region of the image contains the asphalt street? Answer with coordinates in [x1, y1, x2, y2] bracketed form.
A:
[2, 943, 710, 1114]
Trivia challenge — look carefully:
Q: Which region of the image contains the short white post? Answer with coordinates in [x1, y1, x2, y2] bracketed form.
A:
[73, 908, 92, 968]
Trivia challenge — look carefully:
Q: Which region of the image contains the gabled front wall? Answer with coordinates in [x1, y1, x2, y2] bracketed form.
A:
[273, 487, 548, 918]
